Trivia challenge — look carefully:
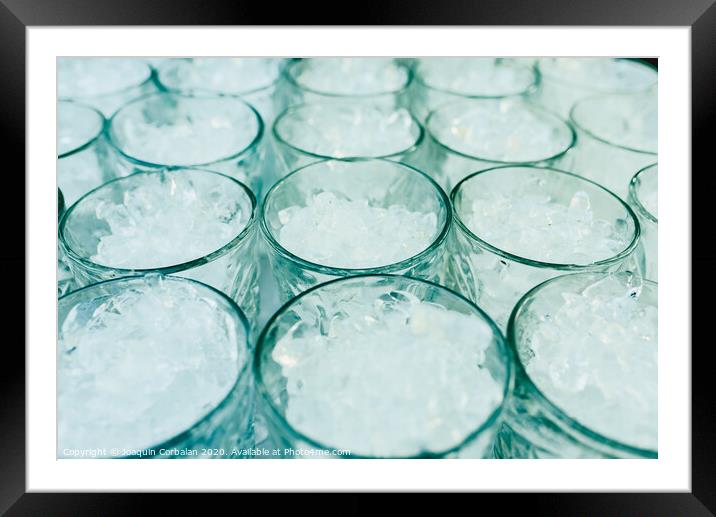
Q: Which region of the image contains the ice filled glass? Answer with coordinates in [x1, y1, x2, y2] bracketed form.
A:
[58, 58, 155, 116]
[568, 91, 657, 200]
[628, 163, 658, 281]
[106, 92, 266, 195]
[282, 58, 412, 108]
[533, 57, 657, 118]
[59, 168, 260, 323]
[58, 101, 115, 206]
[255, 274, 513, 458]
[421, 98, 575, 192]
[261, 159, 451, 302]
[410, 57, 539, 122]
[156, 57, 287, 125]
[58, 275, 254, 457]
[272, 102, 423, 177]
[447, 165, 643, 329]
[494, 272, 657, 458]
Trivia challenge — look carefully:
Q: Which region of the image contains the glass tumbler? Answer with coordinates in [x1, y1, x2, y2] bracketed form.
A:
[255, 274, 513, 458]
[261, 159, 451, 302]
[58, 101, 117, 206]
[568, 91, 657, 201]
[447, 165, 642, 329]
[628, 163, 658, 281]
[421, 98, 575, 193]
[282, 58, 412, 109]
[533, 58, 657, 118]
[156, 57, 287, 126]
[58, 58, 155, 116]
[58, 275, 254, 457]
[494, 272, 657, 458]
[409, 57, 539, 122]
[272, 102, 423, 177]
[106, 92, 266, 196]
[59, 168, 260, 324]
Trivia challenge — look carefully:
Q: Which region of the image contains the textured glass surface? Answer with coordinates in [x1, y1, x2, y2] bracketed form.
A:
[58, 275, 254, 457]
[446, 166, 643, 329]
[410, 57, 538, 122]
[493, 272, 657, 459]
[629, 163, 658, 281]
[261, 159, 451, 303]
[255, 275, 512, 458]
[58, 58, 156, 116]
[419, 98, 574, 192]
[59, 169, 260, 324]
[107, 93, 266, 196]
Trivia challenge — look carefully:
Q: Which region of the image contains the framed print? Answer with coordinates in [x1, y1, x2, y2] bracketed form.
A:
[1, 0, 712, 512]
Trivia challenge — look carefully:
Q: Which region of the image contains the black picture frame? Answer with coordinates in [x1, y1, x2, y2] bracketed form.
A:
[1, 0, 712, 512]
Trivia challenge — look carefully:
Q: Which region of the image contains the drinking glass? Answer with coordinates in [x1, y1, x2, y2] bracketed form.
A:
[58, 57, 155, 116]
[255, 274, 513, 458]
[410, 57, 539, 122]
[447, 165, 643, 329]
[59, 168, 260, 324]
[58, 275, 254, 457]
[493, 272, 657, 458]
[261, 159, 451, 302]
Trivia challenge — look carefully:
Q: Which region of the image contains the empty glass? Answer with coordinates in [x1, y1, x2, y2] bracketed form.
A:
[106, 92, 266, 195]
[533, 58, 657, 118]
[494, 272, 657, 458]
[568, 91, 657, 201]
[58, 58, 155, 116]
[58, 275, 254, 458]
[261, 159, 451, 302]
[447, 165, 643, 329]
[58, 168, 260, 323]
[272, 102, 423, 176]
[421, 98, 575, 192]
[410, 57, 539, 122]
[255, 274, 513, 458]
[628, 163, 658, 281]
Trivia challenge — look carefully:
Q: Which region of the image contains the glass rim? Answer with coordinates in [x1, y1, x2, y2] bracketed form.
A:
[58, 274, 252, 458]
[537, 57, 658, 92]
[156, 57, 285, 96]
[569, 93, 658, 155]
[58, 58, 154, 101]
[506, 271, 658, 458]
[253, 273, 514, 459]
[260, 158, 452, 276]
[57, 100, 106, 159]
[414, 58, 541, 99]
[271, 102, 425, 161]
[425, 98, 576, 165]
[283, 58, 414, 99]
[105, 91, 265, 169]
[59, 167, 258, 276]
[58, 188, 65, 220]
[629, 163, 659, 224]
[450, 165, 642, 270]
